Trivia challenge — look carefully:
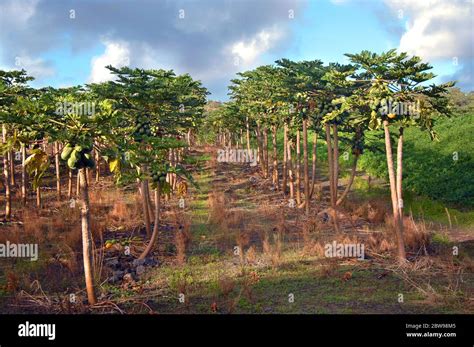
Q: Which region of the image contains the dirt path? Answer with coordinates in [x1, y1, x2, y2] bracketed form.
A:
[136, 147, 474, 314]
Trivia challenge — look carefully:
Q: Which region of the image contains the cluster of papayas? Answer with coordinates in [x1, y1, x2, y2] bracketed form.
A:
[314, 102, 335, 117]
[61, 143, 94, 169]
[151, 169, 167, 184]
[133, 115, 152, 141]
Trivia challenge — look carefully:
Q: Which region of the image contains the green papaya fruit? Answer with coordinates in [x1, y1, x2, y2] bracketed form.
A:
[70, 149, 79, 161]
[68, 155, 78, 169]
[61, 144, 73, 160]
[74, 145, 83, 152]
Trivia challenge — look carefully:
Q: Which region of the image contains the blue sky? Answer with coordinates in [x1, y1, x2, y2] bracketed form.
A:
[0, 0, 471, 100]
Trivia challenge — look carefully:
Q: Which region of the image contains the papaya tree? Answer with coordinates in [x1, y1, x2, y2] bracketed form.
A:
[102, 66, 205, 260]
[345, 50, 454, 262]
[0, 70, 34, 218]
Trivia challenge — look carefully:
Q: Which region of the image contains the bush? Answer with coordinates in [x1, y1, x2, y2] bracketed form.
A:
[359, 113, 474, 208]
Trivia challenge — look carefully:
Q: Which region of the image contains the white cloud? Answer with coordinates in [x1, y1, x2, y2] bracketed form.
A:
[14, 55, 54, 79]
[88, 40, 131, 83]
[385, 0, 472, 60]
[230, 26, 283, 66]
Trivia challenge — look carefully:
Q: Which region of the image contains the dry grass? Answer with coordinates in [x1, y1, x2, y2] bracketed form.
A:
[218, 275, 235, 297]
[367, 232, 395, 254]
[383, 215, 431, 255]
[171, 211, 192, 265]
[263, 229, 283, 268]
[207, 191, 228, 225]
[346, 198, 388, 224]
[245, 245, 257, 264]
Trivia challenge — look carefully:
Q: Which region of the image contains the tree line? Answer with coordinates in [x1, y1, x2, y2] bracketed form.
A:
[0, 66, 208, 304]
[203, 49, 453, 264]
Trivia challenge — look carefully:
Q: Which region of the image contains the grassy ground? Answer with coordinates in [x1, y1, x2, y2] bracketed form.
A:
[1, 147, 473, 314]
[115, 148, 474, 314]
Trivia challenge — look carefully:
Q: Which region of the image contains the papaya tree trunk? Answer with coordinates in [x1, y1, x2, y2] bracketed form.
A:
[87, 168, 92, 186]
[383, 120, 406, 262]
[139, 183, 161, 259]
[396, 127, 404, 217]
[325, 123, 339, 232]
[140, 177, 152, 238]
[172, 149, 178, 191]
[295, 129, 301, 205]
[332, 124, 340, 232]
[187, 129, 192, 147]
[272, 125, 279, 190]
[2, 125, 11, 220]
[145, 180, 154, 222]
[95, 148, 100, 183]
[76, 173, 80, 196]
[246, 117, 251, 154]
[21, 144, 27, 205]
[79, 168, 97, 305]
[282, 122, 288, 195]
[332, 124, 339, 199]
[256, 125, 265, 176]
[9, 151, 15, 186]
[68, 169, 73, 199]
[263, 127, 269, 179]
[302, 119, 309, 215]
[310, 131, 318, 198]
[55, 142, 61, 201]
[36, 187, 41, 208]
[336, 153, 359, 206]
[287, 139, 295, 200]
[325, 124, 334, 204]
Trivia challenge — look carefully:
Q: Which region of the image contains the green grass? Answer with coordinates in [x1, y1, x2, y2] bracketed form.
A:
[142, 253, 469, 314]
[404, 191, 474, 228]
[359, 113, 474, 208]
[351, 176, 474, 228]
